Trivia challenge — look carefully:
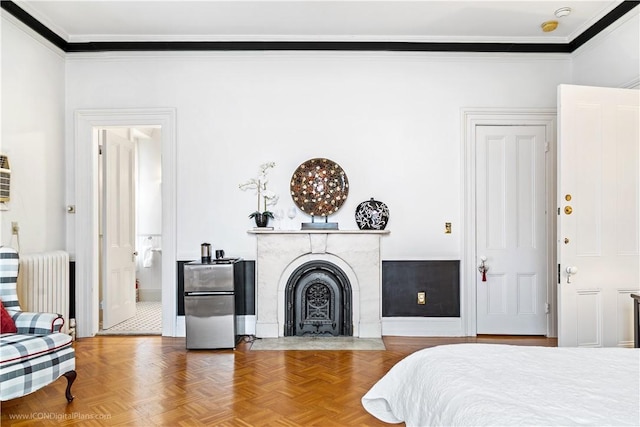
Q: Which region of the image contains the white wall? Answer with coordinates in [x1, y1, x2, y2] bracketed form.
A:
[0, 14, 66, 253]
[65, 51, 570, 262]
[571, 8, 640, 88]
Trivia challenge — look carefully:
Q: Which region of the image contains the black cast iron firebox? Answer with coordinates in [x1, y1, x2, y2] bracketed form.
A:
[284, 260, 352, 336]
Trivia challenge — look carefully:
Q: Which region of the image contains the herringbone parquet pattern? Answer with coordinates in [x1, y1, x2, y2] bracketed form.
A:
[0, 335, 556, 426]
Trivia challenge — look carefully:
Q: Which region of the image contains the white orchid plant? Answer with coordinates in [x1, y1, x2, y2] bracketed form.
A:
[239, 162, 280, 220]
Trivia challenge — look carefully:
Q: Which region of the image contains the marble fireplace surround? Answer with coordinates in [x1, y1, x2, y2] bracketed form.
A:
[249, 230, 389, 338]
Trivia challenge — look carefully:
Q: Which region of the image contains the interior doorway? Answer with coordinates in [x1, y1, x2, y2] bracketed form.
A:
[97, 126, 163, 335]
[73, 108, 176, 339]
[463, 109, 557, 337]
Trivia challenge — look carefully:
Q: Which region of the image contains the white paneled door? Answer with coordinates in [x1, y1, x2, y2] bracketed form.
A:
[558, 85, 639, 347]
[476, 125, 548, 335]
[102, 129, 137, 329]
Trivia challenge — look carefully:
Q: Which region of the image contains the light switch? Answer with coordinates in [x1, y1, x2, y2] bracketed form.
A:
[417, 292, 426, 305]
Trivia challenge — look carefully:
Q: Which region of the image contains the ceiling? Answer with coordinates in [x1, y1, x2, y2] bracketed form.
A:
[9, 0, 630, 46]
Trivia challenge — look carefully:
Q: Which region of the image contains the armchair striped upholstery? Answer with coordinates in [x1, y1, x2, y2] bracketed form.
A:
[0, 246, 76, 402]
[0, 246, 20, 310]
[0, 247, 65, 333]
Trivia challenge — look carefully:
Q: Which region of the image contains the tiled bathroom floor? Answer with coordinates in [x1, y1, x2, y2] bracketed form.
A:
[98, 301, 162, 335]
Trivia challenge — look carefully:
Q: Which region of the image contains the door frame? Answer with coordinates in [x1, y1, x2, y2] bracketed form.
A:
[462, 108, 557, 337]
[73, 108, 177, 338]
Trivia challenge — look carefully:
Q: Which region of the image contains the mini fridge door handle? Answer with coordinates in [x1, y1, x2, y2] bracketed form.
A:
[185, 291, 234, 296]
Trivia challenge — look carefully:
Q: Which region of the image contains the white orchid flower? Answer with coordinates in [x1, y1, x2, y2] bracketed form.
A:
[239, 162, 278, 214]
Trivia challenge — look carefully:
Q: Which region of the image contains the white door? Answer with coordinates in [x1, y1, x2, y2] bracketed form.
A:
[102, 129, 137, 329]
[557, 85, 639, 347]
[476, 125, 548, 335]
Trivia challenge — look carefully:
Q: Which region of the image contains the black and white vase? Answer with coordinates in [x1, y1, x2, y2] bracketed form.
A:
[355, 198, 389, 230]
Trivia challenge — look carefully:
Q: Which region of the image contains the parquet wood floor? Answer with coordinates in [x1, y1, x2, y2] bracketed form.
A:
[0, 335, 556, 426]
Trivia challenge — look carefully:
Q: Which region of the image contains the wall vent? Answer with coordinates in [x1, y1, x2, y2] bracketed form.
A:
[0, 155, 11, 202]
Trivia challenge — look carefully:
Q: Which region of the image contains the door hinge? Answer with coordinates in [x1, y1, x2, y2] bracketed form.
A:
[99, 145, 103, 155]
[544, 142, 550, 152]
[545, 303, 550, 314]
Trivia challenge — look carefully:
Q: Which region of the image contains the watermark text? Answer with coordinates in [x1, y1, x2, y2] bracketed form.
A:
[8, 412, 112, 421]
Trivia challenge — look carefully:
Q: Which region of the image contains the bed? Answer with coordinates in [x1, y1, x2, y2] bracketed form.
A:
[362, 344, 640, 426]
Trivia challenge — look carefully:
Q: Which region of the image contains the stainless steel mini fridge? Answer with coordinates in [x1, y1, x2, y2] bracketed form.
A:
[184, 258, 241, 349]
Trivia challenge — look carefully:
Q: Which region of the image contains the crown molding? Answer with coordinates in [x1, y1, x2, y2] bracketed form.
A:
[2, 0, 638, 54]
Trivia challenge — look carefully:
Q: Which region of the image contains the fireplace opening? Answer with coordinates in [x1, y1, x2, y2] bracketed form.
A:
[284, 261, 352, 336]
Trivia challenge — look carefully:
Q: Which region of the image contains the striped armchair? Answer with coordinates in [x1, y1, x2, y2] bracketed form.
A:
[0, 246, 76, 402]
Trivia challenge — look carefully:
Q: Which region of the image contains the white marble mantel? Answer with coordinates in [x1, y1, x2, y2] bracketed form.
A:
[248, 229, 389, 338]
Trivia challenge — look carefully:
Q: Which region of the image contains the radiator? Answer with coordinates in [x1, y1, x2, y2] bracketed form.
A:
[17, 251, 70, 334]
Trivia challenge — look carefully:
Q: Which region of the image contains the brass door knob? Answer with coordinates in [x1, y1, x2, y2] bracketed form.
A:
[564, 206, 573, 215]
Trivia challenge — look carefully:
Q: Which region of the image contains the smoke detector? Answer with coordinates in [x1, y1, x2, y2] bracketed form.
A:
[555, 7, 572, 18]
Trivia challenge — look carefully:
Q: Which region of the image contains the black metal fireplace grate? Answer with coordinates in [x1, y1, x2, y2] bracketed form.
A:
[284, 260, 352, 336]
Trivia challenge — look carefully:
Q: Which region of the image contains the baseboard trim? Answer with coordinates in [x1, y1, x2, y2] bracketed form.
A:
[237, 315, 256, 336]
[382, 317, 466, 337]
[177, 316, 468, 338]
[139, 289, 161, 302]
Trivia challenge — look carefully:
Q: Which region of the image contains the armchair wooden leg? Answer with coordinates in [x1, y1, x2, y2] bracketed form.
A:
[63, 370, 77, 402]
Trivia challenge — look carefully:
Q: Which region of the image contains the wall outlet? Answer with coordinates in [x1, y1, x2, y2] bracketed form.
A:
[11, 221, 19, 235]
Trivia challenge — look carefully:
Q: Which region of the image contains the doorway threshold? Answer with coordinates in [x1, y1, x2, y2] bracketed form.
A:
[98, 301, 162, 336]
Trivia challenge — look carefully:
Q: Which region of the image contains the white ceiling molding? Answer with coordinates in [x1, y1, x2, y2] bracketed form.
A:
[14, 0, 624, 45]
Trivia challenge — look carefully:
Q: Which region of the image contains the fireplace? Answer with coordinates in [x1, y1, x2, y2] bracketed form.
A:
[285, 260, 352, 336]
[249, 229, 388, 338]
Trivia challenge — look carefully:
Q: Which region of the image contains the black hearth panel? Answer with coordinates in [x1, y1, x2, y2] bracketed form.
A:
[382, 260, 460, 317]
[239, 261, 256, 316]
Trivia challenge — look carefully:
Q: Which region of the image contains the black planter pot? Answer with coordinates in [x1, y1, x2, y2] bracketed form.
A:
[253, 213, 270, 228]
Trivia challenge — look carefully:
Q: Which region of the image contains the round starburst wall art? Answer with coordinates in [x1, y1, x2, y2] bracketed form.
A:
[290, 158, 349, 217]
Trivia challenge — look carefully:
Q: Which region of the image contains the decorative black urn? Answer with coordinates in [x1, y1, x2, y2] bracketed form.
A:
[355, 198, 389, 230]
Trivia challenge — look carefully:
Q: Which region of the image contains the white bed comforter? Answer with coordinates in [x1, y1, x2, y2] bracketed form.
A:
[362, 344, 640, 426]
